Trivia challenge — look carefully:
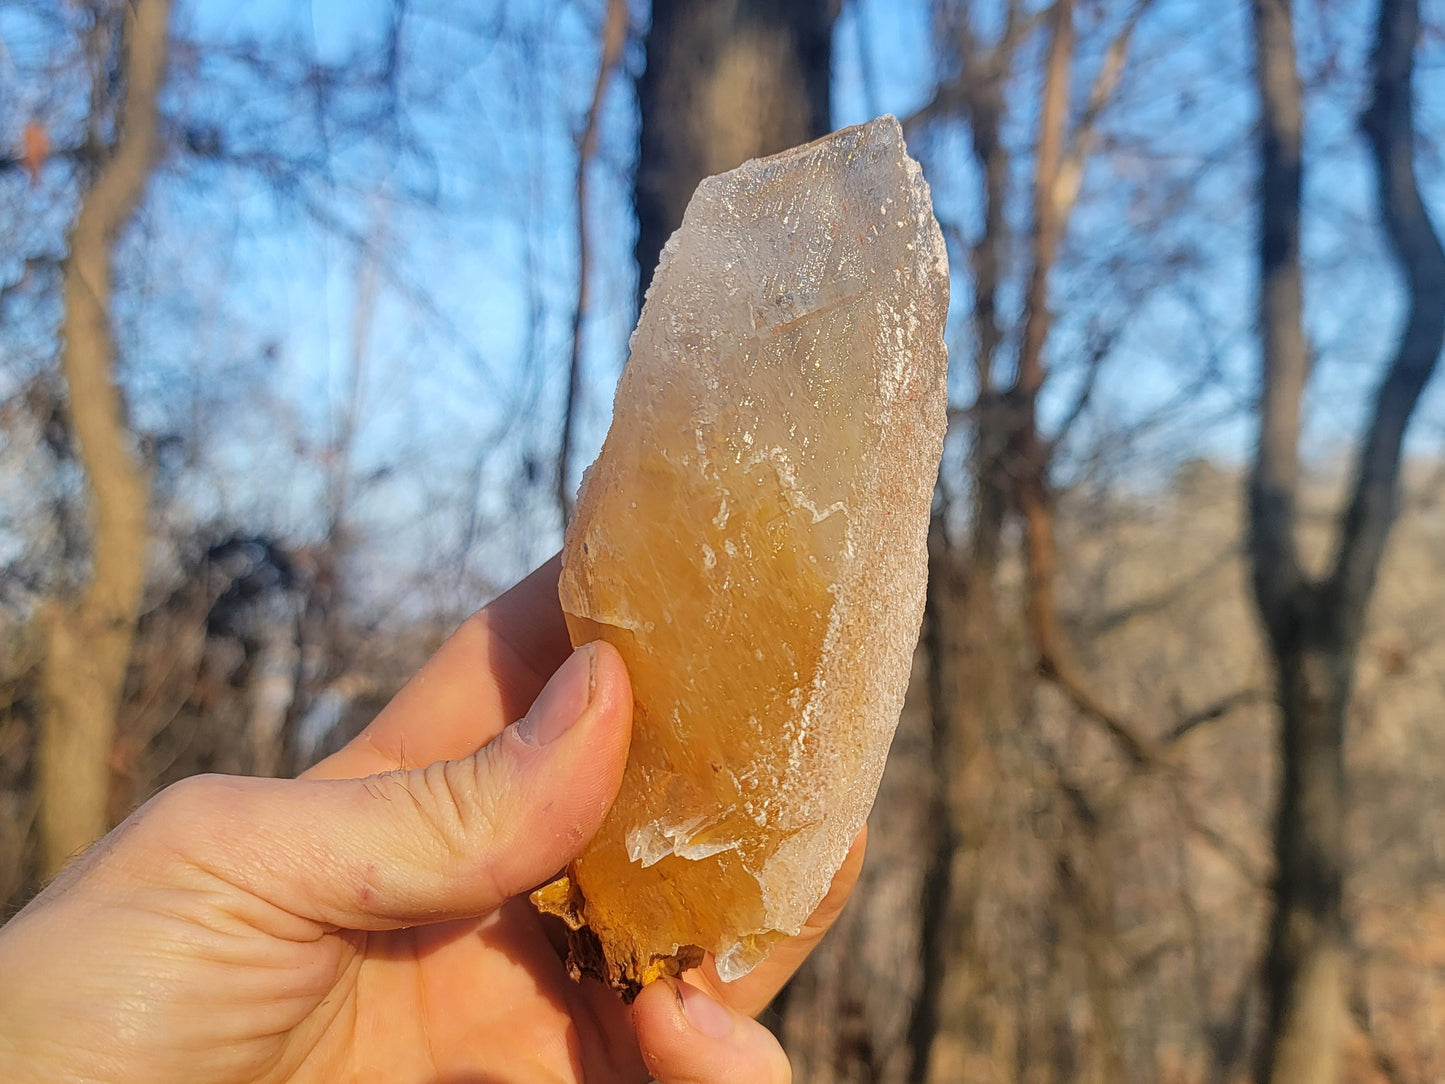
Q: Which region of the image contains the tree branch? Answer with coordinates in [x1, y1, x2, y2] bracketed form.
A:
[557, 0, 629, 526]
[1035, 640, 1158, 766]
[1163, 687, 1269, 746]
[901, 0, 1045, 137]
[1015, 0, 1074, 400]
[1329, 0, 1445, 646]
[1087, 544, 1237, 636]
[1054, 0, 1154, 224]
[1046, 317, 1120, 453]
[1247, 0, 1309, 631]
[1174, 795, 1267, 889]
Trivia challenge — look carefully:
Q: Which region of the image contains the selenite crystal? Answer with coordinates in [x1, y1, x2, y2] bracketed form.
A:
[531, 115, 949, 998]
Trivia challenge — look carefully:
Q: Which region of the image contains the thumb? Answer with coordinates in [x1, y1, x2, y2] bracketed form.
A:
[129, 642, 632, 930]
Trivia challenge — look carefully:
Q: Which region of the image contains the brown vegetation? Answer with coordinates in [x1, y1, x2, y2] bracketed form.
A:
[786, 460, 1445, 1083]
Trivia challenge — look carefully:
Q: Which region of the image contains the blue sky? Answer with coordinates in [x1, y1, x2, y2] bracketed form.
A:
[6, 0, 1442, 608]
[188, 0, 1445, 564]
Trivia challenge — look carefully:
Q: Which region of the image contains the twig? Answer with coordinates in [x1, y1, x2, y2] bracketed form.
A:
[1036, 644, 1158, 766]
[1174, 794, 1267, 889]
[1163, 688, 1268, 746]
[1046, 318, 1120, 452]
[1348, 975, 1409, 1084]
[1088, 544, 1238, 637]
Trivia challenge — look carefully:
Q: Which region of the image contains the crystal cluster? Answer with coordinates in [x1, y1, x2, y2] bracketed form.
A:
[532, 115, 949, 997]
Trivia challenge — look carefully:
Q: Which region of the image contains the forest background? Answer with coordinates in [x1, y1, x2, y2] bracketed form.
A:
[2, 1, 1445, 1081]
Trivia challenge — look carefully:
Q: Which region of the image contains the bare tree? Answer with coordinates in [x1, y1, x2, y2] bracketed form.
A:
[37, 0, 173, 877]
[1249, 0, 1445, 1080]
[1012, 0, 1158, 769]
[905, 3, 1155, 1078]
[903, 9, 1039, 1079]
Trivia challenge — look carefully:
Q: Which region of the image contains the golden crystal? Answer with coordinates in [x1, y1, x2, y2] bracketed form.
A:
[533, 115, 949, 997]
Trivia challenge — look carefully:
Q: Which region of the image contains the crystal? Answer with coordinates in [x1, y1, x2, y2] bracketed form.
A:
[532, 115, 949, 998]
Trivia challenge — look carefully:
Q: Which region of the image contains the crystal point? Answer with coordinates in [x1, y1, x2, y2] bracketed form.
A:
[532, 116, 949, 998]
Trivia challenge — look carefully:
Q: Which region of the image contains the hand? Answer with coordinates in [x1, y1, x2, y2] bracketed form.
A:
[0, 556, 863, 1083]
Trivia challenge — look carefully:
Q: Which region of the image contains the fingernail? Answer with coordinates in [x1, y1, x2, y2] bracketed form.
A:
[677, 979, 733, 1039]
[515, 644, 596, 747]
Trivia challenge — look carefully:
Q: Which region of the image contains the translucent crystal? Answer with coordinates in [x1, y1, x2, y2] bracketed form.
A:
[532, 115, 949, 997]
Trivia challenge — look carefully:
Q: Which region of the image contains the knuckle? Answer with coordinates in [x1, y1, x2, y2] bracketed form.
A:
[88, 774, 241, 885]
[131, 773, 228, 843]
[381, 754, 507, 861]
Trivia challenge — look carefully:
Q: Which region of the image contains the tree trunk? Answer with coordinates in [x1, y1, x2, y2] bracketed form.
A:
[912, 3, 1151, 1074]
[1251, 0, 1445, 1079]
[39, 0, 172, 877]
[634, 0, 836, 296]
[917, 15, 1024, 1077]
[1257, 612, 1350, 1084]
[920, 527, 1017, 1084]
[1248, 2, 1349, 1076]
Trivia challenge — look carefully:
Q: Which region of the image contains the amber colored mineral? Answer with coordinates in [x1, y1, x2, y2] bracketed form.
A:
[532, 115, 949, 997]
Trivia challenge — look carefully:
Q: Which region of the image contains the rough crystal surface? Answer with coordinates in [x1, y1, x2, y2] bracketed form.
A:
[532, 115, 949, 997]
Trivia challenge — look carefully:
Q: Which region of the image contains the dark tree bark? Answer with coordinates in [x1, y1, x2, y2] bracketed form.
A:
[39, 0, 173, 876]
[634, 0, 837, 297]
[916, 520, 1018, 1084]
[1249, 0, 1445, 1080]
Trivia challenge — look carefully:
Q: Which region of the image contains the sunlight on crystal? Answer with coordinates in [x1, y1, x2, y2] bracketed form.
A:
[532, 115, 949, 998]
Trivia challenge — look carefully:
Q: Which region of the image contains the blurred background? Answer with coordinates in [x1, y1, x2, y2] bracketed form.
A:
[2, 0, 1444, 1080]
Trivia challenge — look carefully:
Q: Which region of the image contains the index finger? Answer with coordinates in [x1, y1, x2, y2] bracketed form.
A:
[304, 554, 573, 781]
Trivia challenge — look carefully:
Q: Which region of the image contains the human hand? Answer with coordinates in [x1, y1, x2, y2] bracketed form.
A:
[0, 556, 864, 1083]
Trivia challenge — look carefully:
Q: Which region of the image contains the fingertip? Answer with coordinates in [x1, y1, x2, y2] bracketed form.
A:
[633, 976, 690, 1045]
[586, 638, 633, 730]
[530, 639, 631, 797]
[633, 977, 791, 1084]
[532, 639, 631, 794]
